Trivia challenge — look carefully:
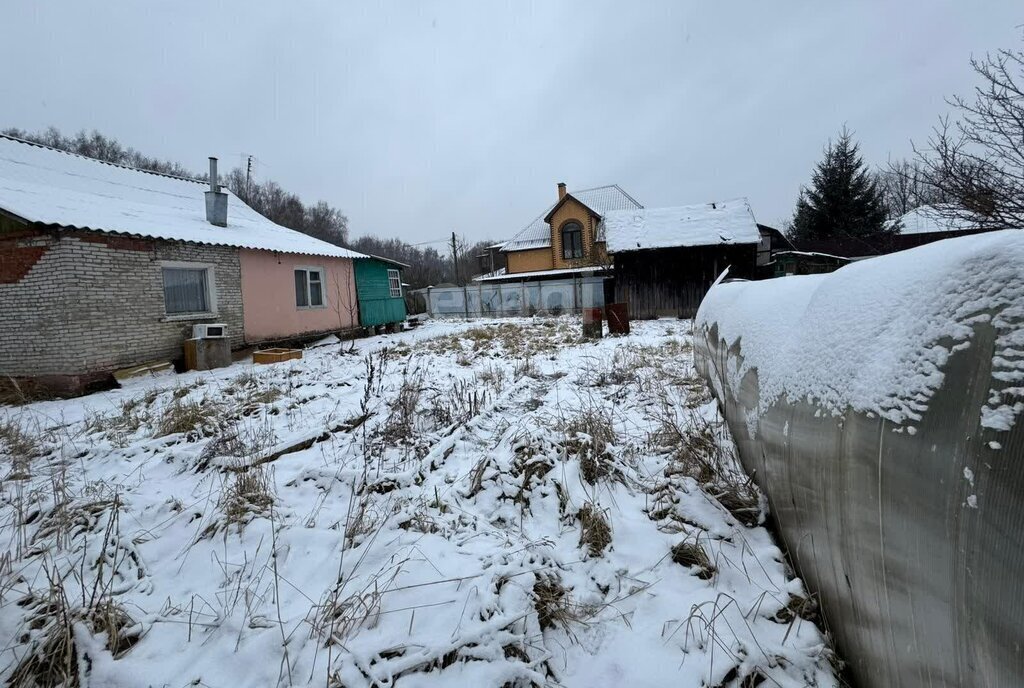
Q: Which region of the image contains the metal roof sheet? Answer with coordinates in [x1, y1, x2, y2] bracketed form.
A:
[0, 135, 368, 259]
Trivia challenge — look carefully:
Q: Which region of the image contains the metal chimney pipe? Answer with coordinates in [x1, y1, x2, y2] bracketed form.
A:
[205, 156, 228, 226]
[208, 157, 219, 193]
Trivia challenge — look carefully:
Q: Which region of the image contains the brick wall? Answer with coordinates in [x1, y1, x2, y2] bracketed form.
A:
[0, 228, 65, 376]
[0, 227, 243, 378]
[550, 197, 601, 270]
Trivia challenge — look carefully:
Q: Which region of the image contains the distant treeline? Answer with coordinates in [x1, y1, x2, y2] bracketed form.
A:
[2, 126, 495, 288]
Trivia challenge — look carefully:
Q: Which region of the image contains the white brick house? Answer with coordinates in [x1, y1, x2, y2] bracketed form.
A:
[0, 135, 367, 396]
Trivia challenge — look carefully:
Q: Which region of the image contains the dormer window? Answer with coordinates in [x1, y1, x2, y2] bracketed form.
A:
[561, 221, 583, 260]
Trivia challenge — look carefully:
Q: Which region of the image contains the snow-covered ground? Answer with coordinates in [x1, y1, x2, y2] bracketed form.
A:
[1, 318, 837, 687]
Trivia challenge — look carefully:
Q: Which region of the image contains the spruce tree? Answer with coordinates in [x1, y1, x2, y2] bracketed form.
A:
[788, 128, 891, 241]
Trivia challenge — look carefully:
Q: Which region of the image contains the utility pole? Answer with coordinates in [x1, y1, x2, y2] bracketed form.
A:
[450, 231, 460, 285]
[245, 155, 253, 200]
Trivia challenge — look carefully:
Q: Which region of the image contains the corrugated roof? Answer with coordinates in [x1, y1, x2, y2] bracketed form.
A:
[602, 198, 762, 252]
[502, 184, 642, 252]
[0, 135, 368, 260]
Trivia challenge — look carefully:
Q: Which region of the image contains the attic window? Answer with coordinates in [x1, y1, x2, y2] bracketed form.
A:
[561, 221, 583, 260]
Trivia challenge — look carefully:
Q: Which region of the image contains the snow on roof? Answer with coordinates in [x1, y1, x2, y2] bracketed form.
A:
[502, 184, 642, 252]
[0, 135, 367, 259]
[775, 250, 851, 262]
[697, 229, 1024, 434]
[890, 204, 978, 235]
[602, 199, 761, 253]
[472, 266, 507, 281]
[472, 264, 609, 282]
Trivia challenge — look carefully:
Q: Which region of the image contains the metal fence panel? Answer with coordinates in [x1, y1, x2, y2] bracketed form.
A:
[422, 277, 607, 318]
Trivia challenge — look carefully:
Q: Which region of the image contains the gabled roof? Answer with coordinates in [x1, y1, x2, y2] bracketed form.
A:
[502, 184, 642, 252]
[0, 134, 367, 260]
[602, 199, 762, 253]
[757, 224, 794, 251]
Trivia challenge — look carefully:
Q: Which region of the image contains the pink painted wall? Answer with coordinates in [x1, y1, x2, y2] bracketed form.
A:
[239, 249, 358, 342]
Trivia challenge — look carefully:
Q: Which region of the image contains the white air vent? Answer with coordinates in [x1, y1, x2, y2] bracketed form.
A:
[192, 323, 227, 339]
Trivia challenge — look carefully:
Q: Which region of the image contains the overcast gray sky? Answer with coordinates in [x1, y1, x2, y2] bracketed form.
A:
[3, 1, 1022, 246]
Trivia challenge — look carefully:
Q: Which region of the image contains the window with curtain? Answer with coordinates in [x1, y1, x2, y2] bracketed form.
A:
[162, 267, 210, 314]
[388, 269, 402, 298]
[295, 267, 325, 308]
[561, 221, 583, 260]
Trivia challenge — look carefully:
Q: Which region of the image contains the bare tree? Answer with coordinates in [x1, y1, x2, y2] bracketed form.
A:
[915, 40, 1024, 229]
[332, 261, 361, 350]
[875, 158, 953, 220]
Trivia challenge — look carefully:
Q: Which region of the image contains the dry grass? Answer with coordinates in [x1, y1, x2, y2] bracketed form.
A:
[309, 564, 404, 649]
[224, 371, 282, 412]
[431, 379, 488, 429]
[655, 409, 762, 526]
[85, 396, 153, 446]
[509, 432, 555, 506]
[577, 339, 695, 392]
[9, 589, 140, 687]
[532, 574, 593, 631]
[425, 321, 581, 363]
[10, 495, 142, 687]
[378, 364, 425, 445]
[344, 496, 383, 548]
[655, 408, 728, 484]
[310, 586, 383, 646]
[578, 502, 612, 557]
[774, 593, 820, 625]
[671, 538, 716, 580]
[196, 417, 278, 471]
[0, 416, 42, 479]
[475, 363, 505, 394]
[563, 407, 618, 484]
[512, 356, 538, 379]
[709, 480, 762, 528]
[155, 397, 227, 439]
[219, 466, 275, 528]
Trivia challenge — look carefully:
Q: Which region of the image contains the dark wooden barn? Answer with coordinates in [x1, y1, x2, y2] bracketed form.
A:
[610, 244, 756, 318]
[601, 199, 762, 319]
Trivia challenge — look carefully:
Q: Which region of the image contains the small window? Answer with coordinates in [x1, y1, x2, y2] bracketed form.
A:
[388, 269, 402, 298]
[295, 267, 326, 308]
[561, 221, 583, 260]
[163, 267, 211, 314]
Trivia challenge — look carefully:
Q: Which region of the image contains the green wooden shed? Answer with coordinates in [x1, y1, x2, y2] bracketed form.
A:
[354, 256, 408, 328]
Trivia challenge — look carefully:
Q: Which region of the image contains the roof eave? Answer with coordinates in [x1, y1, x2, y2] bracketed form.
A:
[0, 206, 30, 225]
[16, 220, 365, 259]
[608, 239, 760, 253]
[357, 254, 410, 268]
[501, 242, 551, 253]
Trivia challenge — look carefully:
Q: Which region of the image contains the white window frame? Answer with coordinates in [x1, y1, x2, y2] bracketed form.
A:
[160, 261, 217, 320]
[295, 266, 327, 309]
[387, 268, 402, 298]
